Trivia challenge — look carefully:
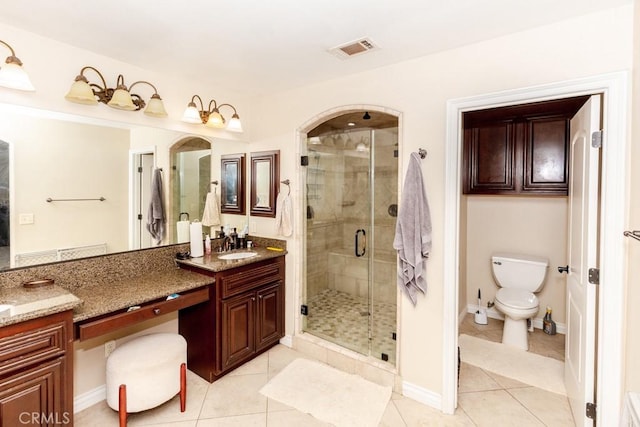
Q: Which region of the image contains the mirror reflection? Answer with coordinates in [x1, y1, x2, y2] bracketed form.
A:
[0, 106, 248, 271]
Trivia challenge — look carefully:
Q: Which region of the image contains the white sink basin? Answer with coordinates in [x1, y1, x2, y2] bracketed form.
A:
[218, 251, 258, 260]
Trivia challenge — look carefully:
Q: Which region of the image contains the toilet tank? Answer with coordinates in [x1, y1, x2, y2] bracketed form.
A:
[491, 252, 549, 292]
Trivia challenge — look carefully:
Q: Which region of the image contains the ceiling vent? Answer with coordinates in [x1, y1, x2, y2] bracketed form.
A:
[329, 38, 378, 59]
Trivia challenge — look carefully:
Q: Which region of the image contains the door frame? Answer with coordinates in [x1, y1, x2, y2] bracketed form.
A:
[442, 72, 628, 424]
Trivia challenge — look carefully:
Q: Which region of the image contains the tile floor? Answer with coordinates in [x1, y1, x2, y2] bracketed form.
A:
[75, 315, 574, 426]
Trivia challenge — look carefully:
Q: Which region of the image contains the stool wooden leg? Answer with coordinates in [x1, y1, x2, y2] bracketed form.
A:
[179, 363, 187, 412]
[118, 384, 127, 427]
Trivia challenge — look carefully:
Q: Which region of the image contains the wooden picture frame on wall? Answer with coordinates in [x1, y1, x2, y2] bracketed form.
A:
[221, 153, 246, 215]
[250, 150, 279, 217]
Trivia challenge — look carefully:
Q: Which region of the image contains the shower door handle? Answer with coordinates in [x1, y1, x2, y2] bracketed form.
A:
[355, 229, 366, 257]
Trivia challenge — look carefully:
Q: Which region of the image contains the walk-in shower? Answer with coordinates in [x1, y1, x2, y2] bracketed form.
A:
[303, 111, 398, 364]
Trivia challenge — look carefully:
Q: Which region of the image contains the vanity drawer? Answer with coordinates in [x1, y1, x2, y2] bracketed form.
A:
[219, 258, 284, 299]
[76, 286, 210, 341]
[0, 311, 70, 378]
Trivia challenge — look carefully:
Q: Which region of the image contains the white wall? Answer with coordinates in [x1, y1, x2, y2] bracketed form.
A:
[246, 6, 634, 400]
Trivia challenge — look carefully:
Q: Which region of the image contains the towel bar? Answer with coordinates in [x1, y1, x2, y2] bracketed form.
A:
[624, 230, 640, 242]
[46, 197, 106, 202]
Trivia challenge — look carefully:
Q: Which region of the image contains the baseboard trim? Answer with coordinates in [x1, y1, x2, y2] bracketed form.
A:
[402, 381, 441, 411]
[465, 304, 566, 334]
[74, 385, 105, 413]
[280, 334, 293, 347]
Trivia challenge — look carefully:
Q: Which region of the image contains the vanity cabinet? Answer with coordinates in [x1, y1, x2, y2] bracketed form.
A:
[179, 256, 285, 382]
[0, 310, 73, 427]
[462, 96, 590, 196]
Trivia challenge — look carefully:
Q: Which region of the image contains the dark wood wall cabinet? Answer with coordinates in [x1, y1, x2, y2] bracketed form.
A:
[0, 310, 73, 427]
[462, 96, 590, 196]
[179, 257, 285, 382]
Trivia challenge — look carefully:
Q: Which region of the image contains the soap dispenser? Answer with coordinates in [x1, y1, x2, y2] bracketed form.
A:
[230, 227, 238, 250]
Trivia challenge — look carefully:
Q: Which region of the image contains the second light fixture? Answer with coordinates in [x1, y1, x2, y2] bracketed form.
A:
[181, 95, 243, 132]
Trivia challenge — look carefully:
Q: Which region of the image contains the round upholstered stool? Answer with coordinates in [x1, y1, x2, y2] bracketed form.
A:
[106, 333, 187, 426]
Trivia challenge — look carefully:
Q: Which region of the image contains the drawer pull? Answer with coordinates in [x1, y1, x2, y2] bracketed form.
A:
[153, 308, 161, 315]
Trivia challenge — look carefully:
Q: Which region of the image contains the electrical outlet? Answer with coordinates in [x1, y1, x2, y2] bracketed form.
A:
[105, 340, 116, 357]
[18, 213, 34, 225]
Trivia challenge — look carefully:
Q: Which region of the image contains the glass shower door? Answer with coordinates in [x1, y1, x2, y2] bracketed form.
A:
[303, 133, 372, 356]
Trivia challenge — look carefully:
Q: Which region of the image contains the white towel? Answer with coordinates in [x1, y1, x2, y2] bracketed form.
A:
[275, 191, 293, 237]
[393, 152, 432, 305]
[201, 192, 221, 227]
[146, 168, 166, 245]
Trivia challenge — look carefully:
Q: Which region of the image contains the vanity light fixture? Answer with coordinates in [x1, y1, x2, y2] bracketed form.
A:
[181, 95, 243, 132]
[0, 39, 35, 91]
[64, 66, 167, 117]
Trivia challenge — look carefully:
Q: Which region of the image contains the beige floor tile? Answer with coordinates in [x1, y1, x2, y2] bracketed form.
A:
[484, 370, 530, 389]
[196, 413, 266, 426]
[199, 373, 268, 419]
[129, 371, 209, 425]
[266, 397, 294, 413]
[378, 401, 407, 426]
[458, 389, 544, 426]
[74, 401, 121, 427]
[227, 351, 269, 376]
[392, 396, 475, 426]
[508, 387, 575, 426]
[458, 363, 502, 393]
[266, 409, 331, 426]
[267, 345, 310, 378]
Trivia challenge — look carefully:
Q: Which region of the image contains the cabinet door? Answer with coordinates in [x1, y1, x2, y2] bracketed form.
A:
[256, 282, 284, 351]
[522, 117, 569, 194]
[0, 357, 69, 427]
[220, 292, 256, 371]
[463, 122, 517, 194]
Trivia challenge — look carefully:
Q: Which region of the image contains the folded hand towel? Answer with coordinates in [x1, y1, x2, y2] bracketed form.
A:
[201, 192, 221, 227]
[275, 191, 293, 237]
[393, 152, 432, 305]
[146, 168, 166, 245]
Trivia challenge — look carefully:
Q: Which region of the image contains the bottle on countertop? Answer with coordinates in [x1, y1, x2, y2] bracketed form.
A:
[217, 226, 225, 239]
[230, 227, 238, 250]
[204, 234, 211, 255]
[543, 306, 557, 335]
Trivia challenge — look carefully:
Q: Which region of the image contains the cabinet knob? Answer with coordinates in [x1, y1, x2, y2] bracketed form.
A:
[153, 308, 161, 315]
[251, 297, 256, 301]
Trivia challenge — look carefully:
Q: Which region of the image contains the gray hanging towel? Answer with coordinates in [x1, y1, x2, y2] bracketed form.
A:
[393, 152, 432, 305]
[146, 168, 166, 245]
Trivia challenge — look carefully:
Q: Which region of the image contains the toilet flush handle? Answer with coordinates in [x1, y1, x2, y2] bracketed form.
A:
[558, 265, 569, 274]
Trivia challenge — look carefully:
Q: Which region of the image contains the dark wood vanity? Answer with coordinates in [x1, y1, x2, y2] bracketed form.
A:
[178, 256, 285, 382]
[0, 310, 74, 427]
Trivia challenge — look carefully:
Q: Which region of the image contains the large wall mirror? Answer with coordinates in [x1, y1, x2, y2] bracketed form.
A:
[250, 150, 279, 217]
[0, 104, 248, 271]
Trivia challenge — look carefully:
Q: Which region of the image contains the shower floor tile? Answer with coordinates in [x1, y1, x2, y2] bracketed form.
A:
[306, 289, 397, 365]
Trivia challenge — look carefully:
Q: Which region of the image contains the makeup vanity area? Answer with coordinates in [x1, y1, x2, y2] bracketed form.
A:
[0, 239, 286, 427]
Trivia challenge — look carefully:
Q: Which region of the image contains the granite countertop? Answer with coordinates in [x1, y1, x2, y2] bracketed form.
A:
[0, 242, 287, 329]
[176, 247, 287, 273]
[72, 268, 214, 322]
[0, 284, 82, 327]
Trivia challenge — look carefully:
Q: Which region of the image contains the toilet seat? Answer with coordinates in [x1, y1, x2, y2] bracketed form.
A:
[495, 288, 538, 310]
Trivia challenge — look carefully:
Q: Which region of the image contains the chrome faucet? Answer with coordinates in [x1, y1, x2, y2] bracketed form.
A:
[220, 236, 233, 252]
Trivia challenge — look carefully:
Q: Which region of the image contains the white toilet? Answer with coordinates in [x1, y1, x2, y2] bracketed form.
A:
[491, 252, 549, 350]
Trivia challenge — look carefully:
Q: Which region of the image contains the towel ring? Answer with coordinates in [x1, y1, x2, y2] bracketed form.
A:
[281, 179, 291, 195]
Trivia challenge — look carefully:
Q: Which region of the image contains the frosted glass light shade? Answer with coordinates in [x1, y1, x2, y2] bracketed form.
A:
[205, 110, 225, 128]
[0, 61, 35, 91]
[65, 79, 98, 105]
[108, 87, 137, 110]
[226, 114, 243, 133]
[181, 104, 202, 123]
[144, 94, 167, 118]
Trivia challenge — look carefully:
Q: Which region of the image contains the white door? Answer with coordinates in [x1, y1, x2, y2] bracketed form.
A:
[565, 94, 601, 426]
[132, 152, 154, 249]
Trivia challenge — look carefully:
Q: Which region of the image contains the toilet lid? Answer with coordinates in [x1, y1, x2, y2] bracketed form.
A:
[495, 288, 538, 309]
